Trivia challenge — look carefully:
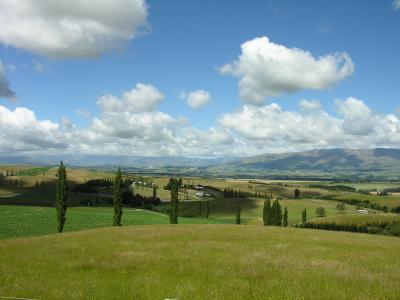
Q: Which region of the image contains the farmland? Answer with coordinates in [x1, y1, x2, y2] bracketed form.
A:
[2, 165, 400, 238]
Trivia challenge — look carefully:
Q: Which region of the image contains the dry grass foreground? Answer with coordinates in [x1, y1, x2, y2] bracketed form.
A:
[1, 225, 400, 299]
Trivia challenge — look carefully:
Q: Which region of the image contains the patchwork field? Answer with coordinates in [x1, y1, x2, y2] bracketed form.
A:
[1, 225, 400, 299]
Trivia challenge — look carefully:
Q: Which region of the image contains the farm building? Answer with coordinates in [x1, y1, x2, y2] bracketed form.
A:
[357, 209, 368, 214]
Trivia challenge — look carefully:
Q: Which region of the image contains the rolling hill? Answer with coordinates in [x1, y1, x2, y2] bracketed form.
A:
[1, 224, 400, 299]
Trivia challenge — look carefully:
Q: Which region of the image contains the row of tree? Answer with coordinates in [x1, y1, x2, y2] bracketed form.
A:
[262, 199, 288, 227]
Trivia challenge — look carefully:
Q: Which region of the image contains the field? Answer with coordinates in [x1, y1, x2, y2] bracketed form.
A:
[1, 225, 400, 299]
[1, 165, 400, 299]
[0, 205, 225, 239]
[2, 165, 400, 237]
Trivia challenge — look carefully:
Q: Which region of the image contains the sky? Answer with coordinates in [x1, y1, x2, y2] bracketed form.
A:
[0, 0, 400, 157]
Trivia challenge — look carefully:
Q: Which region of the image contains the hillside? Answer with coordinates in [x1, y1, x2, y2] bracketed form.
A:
[1, 225, 400, 299]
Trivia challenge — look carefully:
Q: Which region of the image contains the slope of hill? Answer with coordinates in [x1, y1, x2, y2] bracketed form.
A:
[1, 225, 399, 299]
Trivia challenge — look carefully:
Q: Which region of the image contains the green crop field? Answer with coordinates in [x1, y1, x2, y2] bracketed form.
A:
[0, 205, 226, 239]
[1, 225, 400, 299]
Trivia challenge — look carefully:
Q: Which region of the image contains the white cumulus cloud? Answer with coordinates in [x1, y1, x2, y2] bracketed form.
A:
[219, 36, 354, 104]
[0, 0, 148, 58]
[180, 90, 211, 109]
[0, 106, 65, 152]
[219, 98, 400, 154]
[97, 83, 164, 113]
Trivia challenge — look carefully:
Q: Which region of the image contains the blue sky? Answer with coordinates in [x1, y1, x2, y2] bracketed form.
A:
[0, 0, 400, 157]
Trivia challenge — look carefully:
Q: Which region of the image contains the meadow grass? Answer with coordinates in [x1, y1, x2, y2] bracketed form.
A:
[0, 205, 225, 239]
[0, 225, 400, 299]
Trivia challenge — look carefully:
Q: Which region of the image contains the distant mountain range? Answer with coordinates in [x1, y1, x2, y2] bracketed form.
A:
[0, 154, 232, 168]
[1, 148, 400, 177]
[227, 148, 400, 172]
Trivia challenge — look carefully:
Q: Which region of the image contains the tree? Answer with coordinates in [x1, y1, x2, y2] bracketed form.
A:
[55, 161, 68, 233]
[153, 186, 157, 201]
[236, 207, 241, 225]
[169, 178, 180, 224]
[263, 199, 272, 226]
[198, 200, 202, 216]
[283, 207, 288, 227]
[336, 202, 346, 213]
[302, 208, 307, 224]
[315, 206, 326, 217]
[206, 201, 210, 219]
[113, 167, 123, 226]
[294, 188, 300, 199]
[271, 199, 282, 226]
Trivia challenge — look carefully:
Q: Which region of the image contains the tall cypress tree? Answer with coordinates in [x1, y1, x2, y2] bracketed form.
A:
[169, 178, 179, 224]
[206, 200, 210, 219]
[302, 208, 307, 224]
[55, 161, 68, 233]
[271, 199, 282, 226]
[283, 207, 288, 227]
[263, 199, 272, 226]
[153, 186, 157, 201]
[235, 207, 241, 225]
[113, 167, 123, 226]
[276, 200, 282, 226]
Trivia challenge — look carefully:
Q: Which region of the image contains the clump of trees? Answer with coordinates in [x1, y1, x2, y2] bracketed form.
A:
[336, 202, 346, 212]
[295, 221, 400, 237]
[263, 199, 287, 226]
[55, 161, 68, 233]
[333, 197, 389, 213]
[315, 207, 326, 217]
[294, 188, 300, 199]
[223, 188, 244, 198]
[72, 178, 112, 194]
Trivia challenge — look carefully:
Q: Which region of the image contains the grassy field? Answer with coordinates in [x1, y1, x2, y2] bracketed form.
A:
[0, 205, 225, 239]
[1, 225, 400, 299]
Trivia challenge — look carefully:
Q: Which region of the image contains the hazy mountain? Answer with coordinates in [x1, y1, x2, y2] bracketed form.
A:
[228, 148, 400, 172]
[1, 148, 400, 175]
[0, 154, 233, 168]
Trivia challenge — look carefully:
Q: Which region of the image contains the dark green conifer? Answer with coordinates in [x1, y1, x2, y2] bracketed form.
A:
[113, 167, 123, 226]
[55, 161, 68, 233]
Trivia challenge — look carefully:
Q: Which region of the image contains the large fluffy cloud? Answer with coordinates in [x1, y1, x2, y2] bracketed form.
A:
[97, 83, 163, 113]
[0, 61, 16, 101]
[2, 91, 400, 157]
[0, 0, 148, 58]
[219, 37, 354, 104]
[180, 90, 211, 109]
[219, 98, 400, 153]
[0, 106, 65, 152]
